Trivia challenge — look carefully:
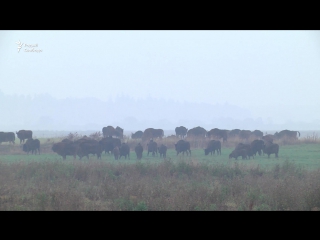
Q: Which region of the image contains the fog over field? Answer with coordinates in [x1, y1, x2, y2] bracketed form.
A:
[1, 30, 320, 135]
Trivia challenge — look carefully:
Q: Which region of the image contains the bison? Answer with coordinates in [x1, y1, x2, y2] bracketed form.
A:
[147, 139, 158, 157]
[250, 139, 264, 156]
[142, 128, 164, 141]
[77, 140, 102, 160]
[52, 141, 79, 160]
[131, 131, 143, 139]
[115, 126, 124, 139]
[135, 143, 143, 160]
[113, 146, 120, 160]
[228, 129, 241, 138]
[102, 126, 123, 139]
[23, 138, 40, 155]
[175, 126, 188, 139]
[99, 136, 121, 154]
[263, 142, 279, 158]
[252, 130, 263, 139]
[187, 126, 207, 138]
[274, 130, 300, 141]
[204, 140, 221, 156]
[229, 149, 248, 160]
[239, 130, 252, 141]
[207, 128, 228, 142]
[16, 130, 33, 144]
[262, 134, 274, 143]
[235, 143, 254, 159]
[0, 132, 15, 144]
[174, 139, 191, 156]
[119, 142, 130, 159]
[158, 144, 167, 158]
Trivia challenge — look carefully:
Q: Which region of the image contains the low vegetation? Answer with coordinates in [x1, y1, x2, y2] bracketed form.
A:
[0, 132, 319, 210]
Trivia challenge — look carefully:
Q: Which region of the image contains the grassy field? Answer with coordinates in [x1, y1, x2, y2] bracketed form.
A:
[1, 141, 320, 171]
[1, 137, 320, 210]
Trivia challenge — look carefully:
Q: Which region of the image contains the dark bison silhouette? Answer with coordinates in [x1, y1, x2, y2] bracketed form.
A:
[263, 141, 279, 158]
[135, 143, 143, 160]
[16, 130, 33, 144]
[99, 136, 121, 154]
[239, 130, 252, 141]
[274, 130, 300, 140]
[204, 140, 221, 156]
[52, 141, 79, 160]
[250, 139, 264, 156]
[147, 139, 158, 157]
[187, 126, 207, 138]
[228, 129, 241, 138]
[235, 143, 254, 159]
[158, 144, 167, 158]
[102, 126, 123, 138]
[77, 139, 102, 160]
[262, 134, 274, 143]
[23, 138, 40, 155]
[142, 128, 164, 141]
[229, 148, 248, 160]
[175, 126, 188, 139]
[131, 131, 143, 139]
[174, 139, 191, 156]
[113, 146, 120, 160]
[0, 132, 15, 144]
[207, 128, 228, 142]
[252, 130, 263, 139]
[119, 142, 130, 159]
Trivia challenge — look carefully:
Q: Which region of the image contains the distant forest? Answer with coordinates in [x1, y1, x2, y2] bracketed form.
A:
[0, 91, 319, 134]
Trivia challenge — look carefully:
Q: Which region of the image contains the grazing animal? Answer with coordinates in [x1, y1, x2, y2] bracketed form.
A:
[228, 129, 241, 138]
[0, 132, 15, 144]
[115, 126, 124, 139]
[204, 140, 221, 155]
[158, 144, 167, 158]
[142, 128, 164, 141]
[174, 139, 191, 156]
[274, 130, 300, 140]
[239, 130, 252, 141]
[207, 128, 228, 142]
[263, 142, 279, 158]
[262, 134, 274, 143]
[102, 126, 123, 138]
[52, 141, 78, 160]
[147, 139, 158, 157]
[250, 139, 265, 156]
[119, 143, 130, 159]
[252, 130, 263, 139]
[187, 126, 207, 138]
[113, 146, 120, 160]
[23, 138, 40, 155]
[229, 149, 248, 160]
[131, 131, 143, 139]
[77, 140, 102, 160]
[235, 143, 254, 159]
[16, 130, 33, 144]
[134, 143, 143, 160]
[99, 136, 121, 154]
[175, 126, 188, 139]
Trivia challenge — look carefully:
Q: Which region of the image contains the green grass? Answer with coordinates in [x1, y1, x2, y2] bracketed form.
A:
[1, 142, 320, 171]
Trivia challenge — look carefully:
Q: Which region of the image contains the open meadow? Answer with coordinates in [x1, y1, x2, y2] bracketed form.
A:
[0, 134, 320, 210]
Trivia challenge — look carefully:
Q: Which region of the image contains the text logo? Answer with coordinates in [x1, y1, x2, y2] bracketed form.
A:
[16, 40, 23, 53]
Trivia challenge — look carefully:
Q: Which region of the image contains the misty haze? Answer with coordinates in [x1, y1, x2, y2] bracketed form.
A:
[1, 30, 320, 211]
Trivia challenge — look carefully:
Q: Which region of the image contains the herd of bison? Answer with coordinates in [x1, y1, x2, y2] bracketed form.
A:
[0, 126, 302, 160]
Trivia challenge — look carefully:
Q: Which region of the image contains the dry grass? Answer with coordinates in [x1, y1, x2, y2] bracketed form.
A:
[0, 160, 319, 210]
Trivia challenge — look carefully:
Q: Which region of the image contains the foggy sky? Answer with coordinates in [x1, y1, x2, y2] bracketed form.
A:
[1, 30, 320, 129]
